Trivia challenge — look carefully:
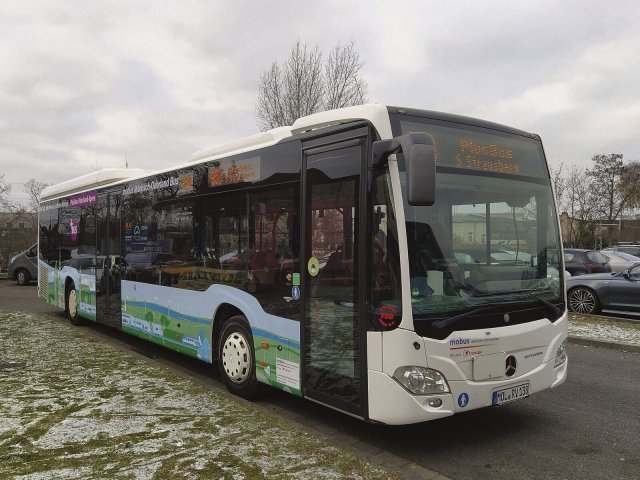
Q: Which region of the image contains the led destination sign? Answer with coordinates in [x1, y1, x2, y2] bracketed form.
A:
[399, 119, 546, 178]
[208, 157, 260, 187]
[455, 139, 519, 175]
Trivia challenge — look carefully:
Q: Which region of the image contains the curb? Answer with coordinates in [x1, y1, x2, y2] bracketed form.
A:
[577, 312, 640, 326]
[568, 335, 640, 354]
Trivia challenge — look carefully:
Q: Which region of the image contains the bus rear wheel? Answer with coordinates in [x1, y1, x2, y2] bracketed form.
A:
[66, 285, 82, 326]
[218, 315, 260, 399]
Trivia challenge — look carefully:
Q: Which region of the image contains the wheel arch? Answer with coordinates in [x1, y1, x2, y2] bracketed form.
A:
[212, 303, 245, 362]
[64, 276, 77, 293]
[64, 276, 77, 309]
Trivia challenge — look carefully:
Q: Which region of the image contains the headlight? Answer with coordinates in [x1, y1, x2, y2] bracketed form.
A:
[393, 366, 450, 395]
[10, 255, 18, 263]
[554, 339, 568, 368]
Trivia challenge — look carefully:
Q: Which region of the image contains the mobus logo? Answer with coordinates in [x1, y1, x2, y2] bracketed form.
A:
[449, 338, 470, 346]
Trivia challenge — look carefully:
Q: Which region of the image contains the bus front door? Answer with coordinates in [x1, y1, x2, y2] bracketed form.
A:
[302, 128, 369, 417]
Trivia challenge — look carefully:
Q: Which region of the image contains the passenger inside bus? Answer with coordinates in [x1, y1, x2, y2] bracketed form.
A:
[406, 221, 457, 297]
[373, 208, 388, 290]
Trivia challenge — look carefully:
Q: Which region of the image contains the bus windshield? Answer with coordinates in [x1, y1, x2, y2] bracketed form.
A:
[393, 115, 564, 338]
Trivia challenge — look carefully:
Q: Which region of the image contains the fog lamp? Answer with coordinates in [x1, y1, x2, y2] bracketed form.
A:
[554, 339, 568, 368]
[393, 366, 450, 395]
[427, 398, 443, 408]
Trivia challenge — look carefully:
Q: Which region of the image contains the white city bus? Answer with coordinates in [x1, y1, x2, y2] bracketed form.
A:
[38, 105, 568, 424]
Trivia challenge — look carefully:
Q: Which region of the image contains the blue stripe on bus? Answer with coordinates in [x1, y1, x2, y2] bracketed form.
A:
[125, 301, 299, 350]
[252, 327, 300, 351]
[125, 301, 211, 326]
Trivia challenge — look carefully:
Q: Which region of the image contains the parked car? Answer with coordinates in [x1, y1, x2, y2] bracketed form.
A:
[600, 250, 640, 273]
[602, 244, 640, 257]
[8, 243, 38, 286]
[124, 252, 176, 283]
[566, 263, 640, 314]
[454, 247, 532, 265]
[563, 249, 611, 276]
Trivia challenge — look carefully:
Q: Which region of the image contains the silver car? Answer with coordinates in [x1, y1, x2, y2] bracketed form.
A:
[600, 250, 640, 273]
[567, 263, 640, 314]
[7, 243, 38, 286]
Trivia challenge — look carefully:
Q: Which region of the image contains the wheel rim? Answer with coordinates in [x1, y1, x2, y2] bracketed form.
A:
[569, 288, 596, 313]
[222, 331, 251, 384]
[68, 289, 78, 317]
[17, 271, 25, 284]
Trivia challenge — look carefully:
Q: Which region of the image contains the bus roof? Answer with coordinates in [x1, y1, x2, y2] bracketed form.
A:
[39, 104, 536, 205]
[40, 168, 146, 202]
[189, 104, 392, 163]
[387, 106, 537, 138]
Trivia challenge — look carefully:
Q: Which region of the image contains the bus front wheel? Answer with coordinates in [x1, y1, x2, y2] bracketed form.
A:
[218, 315, 260, 399]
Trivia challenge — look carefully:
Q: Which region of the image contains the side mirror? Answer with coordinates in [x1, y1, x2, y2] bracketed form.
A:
[373, 132, 436, 206]
[623, 270, 630, 279]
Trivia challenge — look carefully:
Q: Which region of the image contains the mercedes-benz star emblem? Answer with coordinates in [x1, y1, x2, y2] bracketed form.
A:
[505, 355, 517, 377]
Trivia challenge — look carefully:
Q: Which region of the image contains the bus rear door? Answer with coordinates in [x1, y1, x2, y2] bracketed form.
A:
[96, 190, 124, 328]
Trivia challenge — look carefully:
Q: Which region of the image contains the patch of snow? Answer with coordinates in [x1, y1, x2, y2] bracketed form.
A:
[0, 312, 391, 480]
[569, 321, 640, 346]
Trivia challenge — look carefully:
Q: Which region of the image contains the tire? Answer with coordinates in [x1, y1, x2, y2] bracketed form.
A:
[218, 315, 260, 399]
[66, 284, 83, 325]
[568, 287, 600, 314]
[16, 269, 31, 286]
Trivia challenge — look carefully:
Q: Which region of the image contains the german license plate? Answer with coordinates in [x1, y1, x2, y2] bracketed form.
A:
[492, 383, 529, 406]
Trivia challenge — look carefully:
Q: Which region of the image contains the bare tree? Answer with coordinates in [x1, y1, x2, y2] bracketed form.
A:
[620, 160, 640, 212]
[284, 41, 324, 123]
[23, 178, 49, 213]
[586, 153, 637, 221]
[256, 40, 368, 131]
[553, 156, 640, 248]
[549, 163, 566, 212]
[0, 174, 12, 211]
[324, 41, 367, 110]
[563, 165, 597, 247]
[256, 63, 288, 130]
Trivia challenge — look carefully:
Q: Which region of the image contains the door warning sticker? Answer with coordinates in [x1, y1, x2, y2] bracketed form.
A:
[307, 257, 320, 276]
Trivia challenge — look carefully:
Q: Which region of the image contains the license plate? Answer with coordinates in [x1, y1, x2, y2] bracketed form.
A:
[492, 383, 530, 406]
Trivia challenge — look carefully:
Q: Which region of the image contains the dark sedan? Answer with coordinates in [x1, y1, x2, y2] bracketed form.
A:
[563, 248, 611, 276]
[566, 263, 640, 314]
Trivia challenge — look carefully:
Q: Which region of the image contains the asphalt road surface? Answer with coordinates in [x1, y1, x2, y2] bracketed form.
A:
[2, 281, 639, 480]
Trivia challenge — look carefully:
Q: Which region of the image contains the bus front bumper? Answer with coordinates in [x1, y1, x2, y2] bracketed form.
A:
[367, 355, 567, 425]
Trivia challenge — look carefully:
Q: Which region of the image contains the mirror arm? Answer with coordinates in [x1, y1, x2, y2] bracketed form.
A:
[372, 132, 436, 206]
[372, 138, 401, 167]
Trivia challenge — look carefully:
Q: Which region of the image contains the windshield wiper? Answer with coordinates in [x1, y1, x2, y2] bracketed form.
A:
[460, 289, 561, 317]
[468, 288, 537, 298]
[526, 293, 561, 317]
[430, 292, 561, 330]
[431, 305, 494, 329]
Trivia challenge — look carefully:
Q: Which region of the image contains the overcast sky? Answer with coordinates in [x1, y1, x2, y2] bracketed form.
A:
[1, 0, 639, 205]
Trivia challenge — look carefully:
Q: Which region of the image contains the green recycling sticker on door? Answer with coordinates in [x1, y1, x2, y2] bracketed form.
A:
[307, 257, 320, 277]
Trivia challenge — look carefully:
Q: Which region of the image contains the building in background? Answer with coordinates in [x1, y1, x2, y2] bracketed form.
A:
[560, 212, 640, 249]
[0, 211, 37, 272]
